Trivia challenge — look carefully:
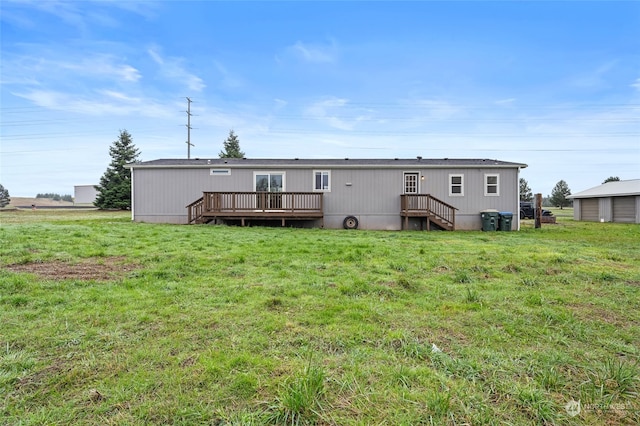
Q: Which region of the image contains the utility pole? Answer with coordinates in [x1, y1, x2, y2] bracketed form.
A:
[186, 97, 194, 159]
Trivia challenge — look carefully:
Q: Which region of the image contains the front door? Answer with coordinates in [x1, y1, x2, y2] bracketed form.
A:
[404, 173, 419, 194]
[403, 172, 419, 210]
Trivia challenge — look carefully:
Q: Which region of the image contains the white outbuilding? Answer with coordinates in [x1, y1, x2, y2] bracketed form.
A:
[74, 185, 98, 206]
[568, 179, 640, 223]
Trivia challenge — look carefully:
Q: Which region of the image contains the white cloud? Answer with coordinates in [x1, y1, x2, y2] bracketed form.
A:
[305, 97, 354, 130]
[148, 48, 164, 65]
[1, 0, 158, 32]
[570, 60, 617, 89]
[495, 98, 516, 105]
[407, 99, 463, 122]
[99, 90, 141, 103]
[2, 51, 141, 84]
[214, 61, 243, 89]
[147, 47, 205, 92]
[13, 89, 174, 119]
[290, 40, 337, 63]
[631, 78, 640, 91]
[273, 98, 288, 109]
[303, 97, 376, 131]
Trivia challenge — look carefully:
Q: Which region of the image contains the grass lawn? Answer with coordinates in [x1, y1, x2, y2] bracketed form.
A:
[1, 210, 638, 425]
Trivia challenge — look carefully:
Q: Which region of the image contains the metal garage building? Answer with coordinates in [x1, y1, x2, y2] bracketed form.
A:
[569, 179, 640, 223]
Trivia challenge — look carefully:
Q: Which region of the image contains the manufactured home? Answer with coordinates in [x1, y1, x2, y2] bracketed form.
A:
[125, 158, 527, 230]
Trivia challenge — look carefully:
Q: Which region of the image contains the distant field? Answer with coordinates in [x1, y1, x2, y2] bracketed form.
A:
[1, 210, 638, 425]
[3, 197, 76, 208]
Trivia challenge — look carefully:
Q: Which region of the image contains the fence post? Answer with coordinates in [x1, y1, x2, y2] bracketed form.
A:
[535, 193, 542, 229]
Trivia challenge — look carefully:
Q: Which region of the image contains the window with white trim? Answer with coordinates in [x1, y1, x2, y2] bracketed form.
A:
[449, 174, 464, 196]
[485, 174, 499, 196]
[313, 170, 331, 191]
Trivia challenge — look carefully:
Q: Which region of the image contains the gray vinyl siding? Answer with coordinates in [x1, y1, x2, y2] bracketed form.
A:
[130, 164, 522, 229]
[422, 168, 520, 229]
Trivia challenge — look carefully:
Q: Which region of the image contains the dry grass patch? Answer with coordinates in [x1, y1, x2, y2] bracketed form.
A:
[4, 256, 140, 281]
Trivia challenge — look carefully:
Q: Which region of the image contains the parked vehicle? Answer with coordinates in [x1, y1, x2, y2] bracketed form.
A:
[520, 202, 553, 219]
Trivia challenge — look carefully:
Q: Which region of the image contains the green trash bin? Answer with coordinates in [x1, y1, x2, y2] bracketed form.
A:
[499, 212, 513, 231]
[480, 210, 499, 231]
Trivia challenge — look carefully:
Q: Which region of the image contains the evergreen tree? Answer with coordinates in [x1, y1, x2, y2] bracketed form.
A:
[603, 176, 620, 184]
[94, 130, 140, 210]
[549, 180, 572, 209]
[519, 178, 533, 202]
[0, 184, 10, 208]
[219, 130, 245, 158]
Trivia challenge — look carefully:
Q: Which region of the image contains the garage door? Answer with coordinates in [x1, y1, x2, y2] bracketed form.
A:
[613, 196, 636, 223]
[580, 198, 599, 221]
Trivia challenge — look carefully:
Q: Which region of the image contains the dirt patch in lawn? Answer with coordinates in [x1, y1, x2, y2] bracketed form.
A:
[4, 257, 140, 281]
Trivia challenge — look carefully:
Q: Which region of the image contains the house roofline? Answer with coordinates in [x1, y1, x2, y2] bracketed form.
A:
[126, 158, 528, 170]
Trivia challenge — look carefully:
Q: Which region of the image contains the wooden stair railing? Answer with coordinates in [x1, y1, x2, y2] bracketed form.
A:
[401, 194, 458, 230]
[186, 196, 204, 224]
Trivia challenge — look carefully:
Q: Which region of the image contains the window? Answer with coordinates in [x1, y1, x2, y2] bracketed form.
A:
[404, 172, 419, 194]
[449, 174, 464, 196]
[485, 174, 499, 196]
[210, 168, 230, 176]
[313, 170, 331, 191]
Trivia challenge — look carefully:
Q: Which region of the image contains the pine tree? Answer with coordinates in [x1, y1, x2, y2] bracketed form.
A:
[0, 184, 10, 208]
[603, 176, 620, 184]
[549, 180, 572, 209]
[94, 130, 140, 210]
[519, 178, 533, 202]
[219, 130, 245, 158]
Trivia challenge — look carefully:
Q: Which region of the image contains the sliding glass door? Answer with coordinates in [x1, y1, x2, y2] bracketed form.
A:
[255, 172, 285, 209]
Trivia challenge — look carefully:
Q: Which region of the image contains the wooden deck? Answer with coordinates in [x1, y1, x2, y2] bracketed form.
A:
[187, 192, 456, 230]
[400, 194, 457, 230]
[187, 192, 324, 226]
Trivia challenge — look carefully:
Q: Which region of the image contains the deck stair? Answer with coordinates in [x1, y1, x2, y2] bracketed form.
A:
[400, 194, 457, 231]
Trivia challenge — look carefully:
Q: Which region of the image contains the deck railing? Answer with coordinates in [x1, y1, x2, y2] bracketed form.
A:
[186, 196, 204, 224]
[188, 192, 323, 223]
[401, 194, 457, 230]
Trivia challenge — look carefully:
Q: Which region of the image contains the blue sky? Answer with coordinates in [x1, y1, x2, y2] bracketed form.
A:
[1, 1, 638, 197]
